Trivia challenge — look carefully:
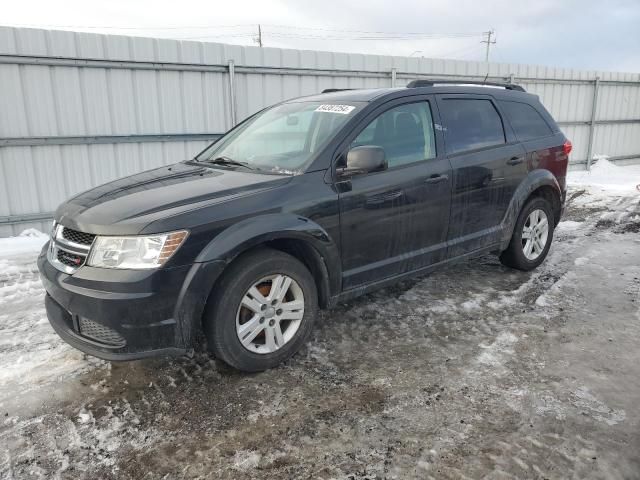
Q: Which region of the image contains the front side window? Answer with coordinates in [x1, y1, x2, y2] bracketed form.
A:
[440, 98, 506, 155]
[499, 100, 553, 141]
[197, 101, 364, 174]
[351, 101, 436, 169]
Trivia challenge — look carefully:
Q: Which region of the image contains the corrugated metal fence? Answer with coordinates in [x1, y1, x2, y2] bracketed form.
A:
[1, 26, 639, 236]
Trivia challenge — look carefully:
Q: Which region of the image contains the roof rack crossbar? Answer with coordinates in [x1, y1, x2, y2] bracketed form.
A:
[406, 79, 526, 92]
[321, 88, 353, 94]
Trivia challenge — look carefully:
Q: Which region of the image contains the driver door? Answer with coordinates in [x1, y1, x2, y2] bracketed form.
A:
[336, 97, 452, 289]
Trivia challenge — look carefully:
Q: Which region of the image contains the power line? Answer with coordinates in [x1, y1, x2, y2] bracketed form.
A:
[457, 45, 486, 61]
[263, 24, 482, 37]
[173, 33, 256, 40]
[1, 22, 252, 30]
[3, 22, 490, 55]
[183, 31, 484, 42]
[2, 22, 482, 39]
[434, 43, 484, 61]
[1, 23, 482, 37]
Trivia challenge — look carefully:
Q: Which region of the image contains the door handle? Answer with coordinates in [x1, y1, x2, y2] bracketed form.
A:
[507, 156, 525, 166]
[424, 174, 449, 184]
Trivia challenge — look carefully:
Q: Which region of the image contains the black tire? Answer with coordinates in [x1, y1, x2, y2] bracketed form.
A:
[500, 196, 555, 271]
[203, 248, 318, 372]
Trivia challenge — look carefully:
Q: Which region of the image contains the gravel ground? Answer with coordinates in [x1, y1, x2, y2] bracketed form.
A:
[1, 178, 639, 479]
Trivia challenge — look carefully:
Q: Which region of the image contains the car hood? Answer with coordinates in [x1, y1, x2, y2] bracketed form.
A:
[55, 162, 291, 235]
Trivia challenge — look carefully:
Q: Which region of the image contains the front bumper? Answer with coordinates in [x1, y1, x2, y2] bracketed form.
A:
[37, 243, 225, 361]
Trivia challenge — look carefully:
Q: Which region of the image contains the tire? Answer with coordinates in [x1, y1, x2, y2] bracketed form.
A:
[204, 248, 318, 372]
[500, 196, 555, 271]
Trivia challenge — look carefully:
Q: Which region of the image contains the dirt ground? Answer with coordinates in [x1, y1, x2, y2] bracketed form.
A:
[1, 183, 639, 480]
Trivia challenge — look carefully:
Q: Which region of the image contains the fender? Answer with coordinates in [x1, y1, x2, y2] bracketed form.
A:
[499, 169, 562, 247]
[196, 212, 342, 296]
[172, 213, 341, 349]
[173, 259, 226, 350]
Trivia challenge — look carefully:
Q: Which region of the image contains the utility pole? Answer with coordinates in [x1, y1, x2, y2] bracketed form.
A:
[255, 24, 263, 48]
[481, 30, 496, 62]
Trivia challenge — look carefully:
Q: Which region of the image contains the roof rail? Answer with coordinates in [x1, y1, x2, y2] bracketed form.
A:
[406, 79, 526, 92]
[321, 88, 353, 94]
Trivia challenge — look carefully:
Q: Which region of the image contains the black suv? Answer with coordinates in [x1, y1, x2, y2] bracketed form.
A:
[38, 80, 571, 371]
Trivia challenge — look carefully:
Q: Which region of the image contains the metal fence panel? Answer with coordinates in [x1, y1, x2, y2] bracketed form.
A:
[0, 26, 639, 235]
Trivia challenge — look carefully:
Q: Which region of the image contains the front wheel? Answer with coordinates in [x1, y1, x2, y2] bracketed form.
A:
[204, 248, 318, 372]
[500, 197, 555, 271]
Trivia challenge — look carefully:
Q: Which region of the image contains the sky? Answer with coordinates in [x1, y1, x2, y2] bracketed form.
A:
[3, 0, 640, 73]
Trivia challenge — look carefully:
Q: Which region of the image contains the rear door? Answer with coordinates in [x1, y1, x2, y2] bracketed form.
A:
[436, 94, 526, 256]
[336, 96, 451, 289]
[498, 99, 566, 185]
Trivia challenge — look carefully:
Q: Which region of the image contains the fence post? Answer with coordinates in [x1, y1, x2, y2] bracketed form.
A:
[586, 76, 600, 170]
[391, 68, 397, 87]
[228, 59, 237, 127]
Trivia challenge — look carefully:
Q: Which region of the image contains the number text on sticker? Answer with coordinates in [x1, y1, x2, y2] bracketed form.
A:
[315, 104, 356, 115]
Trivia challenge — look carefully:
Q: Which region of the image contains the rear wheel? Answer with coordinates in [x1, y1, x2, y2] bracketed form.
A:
[204, 248, 318, 372]
[500, 197, 554, 271]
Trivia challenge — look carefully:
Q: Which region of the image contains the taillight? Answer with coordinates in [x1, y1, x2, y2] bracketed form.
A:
[563, 140, 572, 155]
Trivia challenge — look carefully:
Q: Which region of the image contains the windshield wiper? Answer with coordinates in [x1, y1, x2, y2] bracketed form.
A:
[203, 156, 255, 170]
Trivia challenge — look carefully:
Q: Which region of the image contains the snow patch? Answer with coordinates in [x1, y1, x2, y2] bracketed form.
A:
[460, 294, 486, 312]
[78, 409, 94, 425]
[233, 450, 261, 470]
[0, 248, 104, 402]
[556, 220, 584, 232]
[571, 386, 626, 426]
[534, 295, 549, 307]
[568, 156, 640, 193]
[0, 229, 49, 257]
[476, 331, 518, 367]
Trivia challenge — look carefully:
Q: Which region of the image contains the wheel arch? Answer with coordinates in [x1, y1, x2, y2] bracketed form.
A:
[197, 213, 341, 308]
[500, 169, 562, 248]
[176, 214, 341, 350]
[261, 237, 333, 309]
[529, 184, 562, 227]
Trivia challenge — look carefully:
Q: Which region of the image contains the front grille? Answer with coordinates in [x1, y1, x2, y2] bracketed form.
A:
[57, 249, 86, 268]
[78, 317, 126, 347]
[62, 227, 96, 246]
[49, 226, 93, 274]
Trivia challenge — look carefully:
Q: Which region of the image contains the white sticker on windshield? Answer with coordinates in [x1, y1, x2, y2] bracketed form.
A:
[315, 104, 356, 115]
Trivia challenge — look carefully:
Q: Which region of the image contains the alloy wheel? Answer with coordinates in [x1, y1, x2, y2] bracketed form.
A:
[235, 274, 305, 354]
[521, 208, 549, 260]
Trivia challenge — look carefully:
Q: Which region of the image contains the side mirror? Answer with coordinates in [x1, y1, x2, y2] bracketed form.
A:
[338, 145, 387, 177]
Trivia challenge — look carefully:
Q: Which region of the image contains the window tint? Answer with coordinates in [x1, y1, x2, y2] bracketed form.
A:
[351, 102, 436, 168]
[499, 100, 553, 141]
[440, 99, 505, 155]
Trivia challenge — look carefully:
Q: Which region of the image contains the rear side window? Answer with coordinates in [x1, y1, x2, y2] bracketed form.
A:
[440, 99, 505, 155]
[499, 100, 553, 141]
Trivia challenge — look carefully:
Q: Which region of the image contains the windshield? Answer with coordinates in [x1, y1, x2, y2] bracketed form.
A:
[196, 101, 364, 174]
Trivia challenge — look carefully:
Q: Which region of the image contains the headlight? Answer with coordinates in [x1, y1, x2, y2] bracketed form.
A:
[87, 230, 188, 269]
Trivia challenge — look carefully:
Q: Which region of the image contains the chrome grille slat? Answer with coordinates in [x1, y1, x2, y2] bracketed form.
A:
[54, 237, 91, 254]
